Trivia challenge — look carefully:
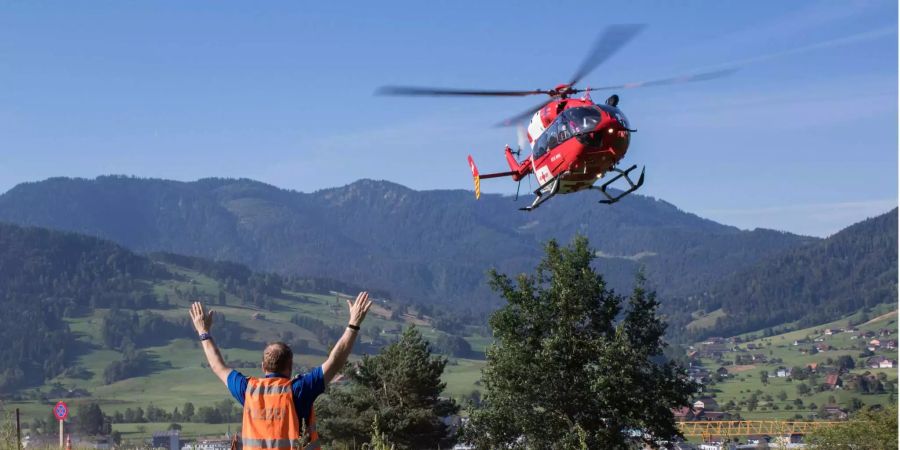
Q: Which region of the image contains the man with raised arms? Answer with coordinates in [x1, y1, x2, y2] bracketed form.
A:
[189, 292, 372, 449]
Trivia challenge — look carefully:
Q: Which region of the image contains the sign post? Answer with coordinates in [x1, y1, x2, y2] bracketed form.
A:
[15, 408, 21, 450]
[53, 401, 69, 449]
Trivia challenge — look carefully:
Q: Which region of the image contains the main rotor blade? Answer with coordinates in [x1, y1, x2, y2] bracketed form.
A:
[495, 99, 552, 127]
[569, 24, 646, 86]
[579, 67, 738, 92]
[377, 85, 551, 97]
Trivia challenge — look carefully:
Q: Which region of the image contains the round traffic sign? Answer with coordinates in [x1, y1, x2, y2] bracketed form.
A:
[53, 401, 68, 421]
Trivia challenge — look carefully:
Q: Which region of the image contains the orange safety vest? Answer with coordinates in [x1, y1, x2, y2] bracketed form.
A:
[241, 377, 319, 450]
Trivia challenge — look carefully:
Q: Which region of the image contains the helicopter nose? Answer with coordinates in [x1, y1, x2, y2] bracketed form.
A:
[608, 128, 630, 156]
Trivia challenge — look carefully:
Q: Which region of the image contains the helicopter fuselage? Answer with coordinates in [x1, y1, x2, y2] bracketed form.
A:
[518, 99, 632, 194]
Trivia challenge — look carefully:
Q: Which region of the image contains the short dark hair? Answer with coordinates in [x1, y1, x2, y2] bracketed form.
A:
[262, 341, 293, 374]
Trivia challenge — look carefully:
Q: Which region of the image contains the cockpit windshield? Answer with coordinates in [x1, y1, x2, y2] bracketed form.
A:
[596, 104, 630, 129]
[562, 107, 602, 134]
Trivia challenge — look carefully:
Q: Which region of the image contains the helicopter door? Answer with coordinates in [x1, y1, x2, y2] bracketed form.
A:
[532, 128, 555, 186]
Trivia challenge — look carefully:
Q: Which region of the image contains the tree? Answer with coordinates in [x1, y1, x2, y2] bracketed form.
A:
[797, 383, 811, 396]
[76, 402, 107, 435]
[317, 326, 459, 449]
[464, 237, 697, 449]
[806, 406, 897, 449]
[760, 371, 769, 385]
[182, 402, 195, 422]
[837, 355, 855, 371]
[434, 333, 474, 358]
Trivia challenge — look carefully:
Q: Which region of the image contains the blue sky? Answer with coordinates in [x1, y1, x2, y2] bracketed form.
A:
[0, 0, 896, 237]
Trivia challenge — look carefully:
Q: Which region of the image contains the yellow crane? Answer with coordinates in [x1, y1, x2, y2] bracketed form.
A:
[678, 420, 843, 442]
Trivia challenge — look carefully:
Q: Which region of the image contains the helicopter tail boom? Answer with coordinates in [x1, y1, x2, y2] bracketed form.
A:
[467, 155, 516, 200]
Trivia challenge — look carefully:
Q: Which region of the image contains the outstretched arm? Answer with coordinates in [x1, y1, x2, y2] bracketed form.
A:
[190, 302, 231, 385]
[322, 292, 372, 384]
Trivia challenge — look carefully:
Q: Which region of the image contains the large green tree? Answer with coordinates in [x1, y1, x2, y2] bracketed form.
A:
[806, 406, 897, 449]
[316, 326, 459, 449]
[465, 236, 697, 449]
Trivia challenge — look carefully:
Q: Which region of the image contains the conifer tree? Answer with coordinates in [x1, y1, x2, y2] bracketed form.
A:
[317, 326, 459, 449]
[465, 236, 697, 449]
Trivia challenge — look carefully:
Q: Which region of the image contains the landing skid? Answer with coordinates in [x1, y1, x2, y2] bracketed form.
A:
[591, 164, 645, 204]
[519, 177, 560, 212]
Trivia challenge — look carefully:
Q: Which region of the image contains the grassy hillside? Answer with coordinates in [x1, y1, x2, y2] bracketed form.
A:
[7, 263, 486, 443]
[0, 223, 486, 445]
[691, 208, 897, 339]
[689, 304, 898, 421]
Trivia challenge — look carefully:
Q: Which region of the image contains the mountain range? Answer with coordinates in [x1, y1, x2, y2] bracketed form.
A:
[0, 176, 822, 313]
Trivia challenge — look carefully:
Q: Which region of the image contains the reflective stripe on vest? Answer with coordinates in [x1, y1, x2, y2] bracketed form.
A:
[241, 438, 295, 449]
[246, 385, 292, 396]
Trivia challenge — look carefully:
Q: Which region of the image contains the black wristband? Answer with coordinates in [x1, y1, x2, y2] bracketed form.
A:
[347, 324, 360, 331]
[199, 332, 212, 341]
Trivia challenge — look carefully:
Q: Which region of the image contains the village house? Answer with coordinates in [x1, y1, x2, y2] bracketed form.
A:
[880, 328, 893, 337]
[699, 410, 729, 421]
[866, 355, 896, 369]
[672, 406, 700, 422]
[816, 342, 831, 352]
[885, 339, 897, 350]
[821, 405, 849, 420]
[716, 367, 729, 378]
[807, 362, 819, 372]
[776, 367, 792, 378]
[824, 328, 836, 335]
[688, 368, 711, 384]
[824, 372, 842, 390]
[693, 397, 720, 412]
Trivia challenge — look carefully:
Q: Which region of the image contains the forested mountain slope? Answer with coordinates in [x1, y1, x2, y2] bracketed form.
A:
[0, 176, 816, 309]
[691, 208, 898, 339]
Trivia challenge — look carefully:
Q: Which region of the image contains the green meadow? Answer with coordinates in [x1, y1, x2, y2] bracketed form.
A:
[7, 264, 487, 444]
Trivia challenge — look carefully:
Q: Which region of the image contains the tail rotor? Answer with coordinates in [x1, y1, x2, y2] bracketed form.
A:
[467, 155, 481, 199]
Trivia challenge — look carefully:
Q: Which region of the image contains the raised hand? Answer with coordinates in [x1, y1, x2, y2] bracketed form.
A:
[190, 302, 214, 335]
[346, 292, 372, 327]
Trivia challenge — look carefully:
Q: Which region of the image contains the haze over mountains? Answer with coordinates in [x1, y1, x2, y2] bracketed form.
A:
[0, 176, 820, 309]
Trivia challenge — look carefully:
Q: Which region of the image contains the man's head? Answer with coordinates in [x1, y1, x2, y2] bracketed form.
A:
[262, 341, 293, 377]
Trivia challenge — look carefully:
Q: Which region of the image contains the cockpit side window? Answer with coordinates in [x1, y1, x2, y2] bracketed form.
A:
[546, 122, 559, 150]
[558, 117, 572, 144]
[534, 130, 549, 159]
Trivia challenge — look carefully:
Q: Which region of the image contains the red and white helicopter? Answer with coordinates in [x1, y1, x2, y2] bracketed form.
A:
[380, 25, 734, 211]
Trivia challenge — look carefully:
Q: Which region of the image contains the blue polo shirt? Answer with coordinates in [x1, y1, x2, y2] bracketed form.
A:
[227, 366, 325, 423]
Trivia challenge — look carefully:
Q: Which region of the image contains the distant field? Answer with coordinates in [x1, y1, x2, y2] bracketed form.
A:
[8, 265, 489, 442]
[693, 306, 898, 420]
[687, 309, 726, 331]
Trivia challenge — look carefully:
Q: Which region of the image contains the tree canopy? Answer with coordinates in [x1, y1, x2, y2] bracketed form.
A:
[317, 326, 459, 449]
[806, 406, 897, 449]
[465, 236, 697, 449]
